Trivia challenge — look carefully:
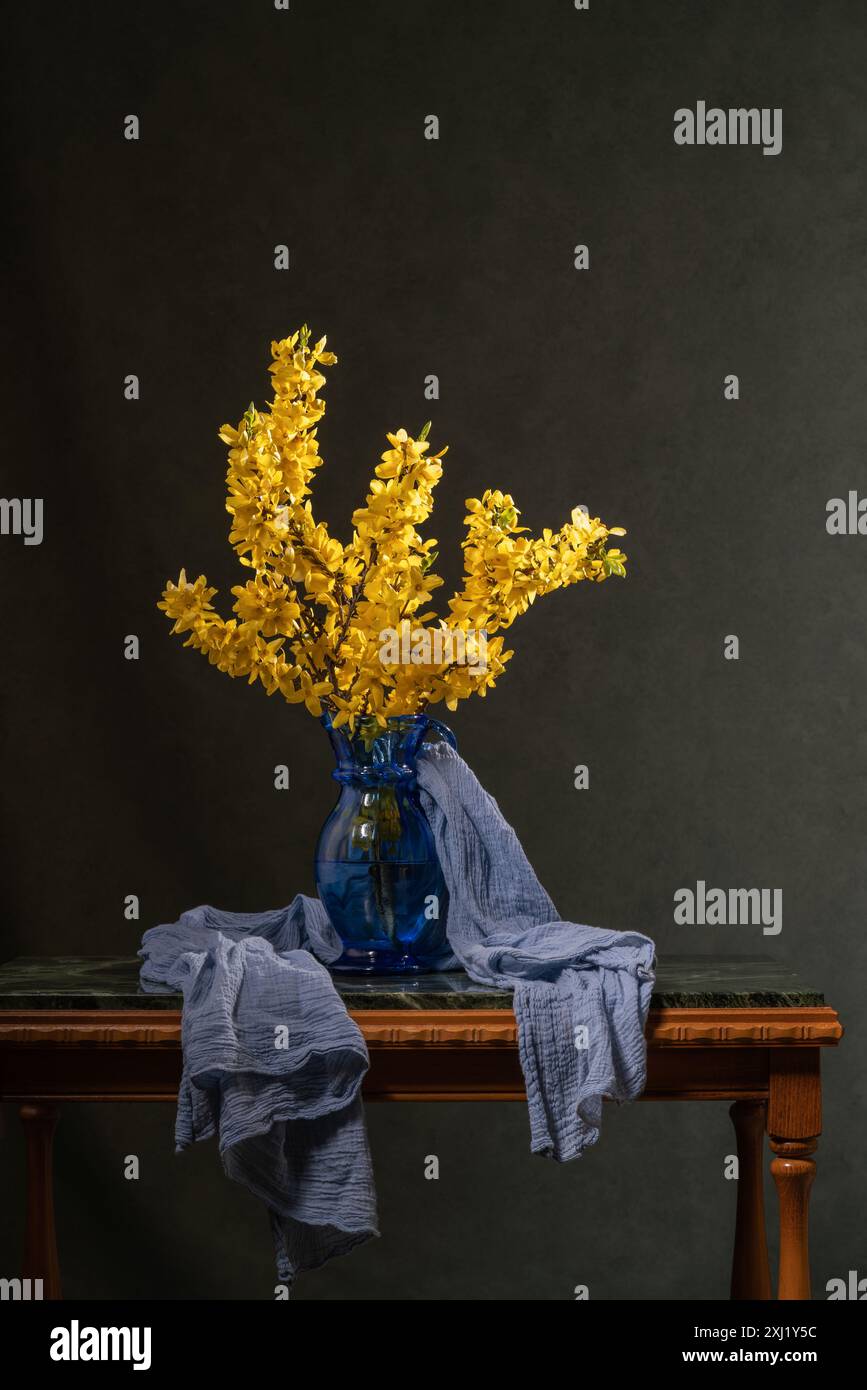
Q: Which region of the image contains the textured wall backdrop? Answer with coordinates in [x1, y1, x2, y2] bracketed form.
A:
[1, 0, 866, 1299]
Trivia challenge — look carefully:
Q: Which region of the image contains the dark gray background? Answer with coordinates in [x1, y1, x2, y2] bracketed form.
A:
[1, 0, 865, 1299]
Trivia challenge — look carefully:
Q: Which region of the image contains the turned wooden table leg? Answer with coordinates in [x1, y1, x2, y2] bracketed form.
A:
[770, 1139, 816, 1299]
[729, 1100, 772, 1299]
[19, 1102, 62, 1299]
[768, 1049, 822, 1301]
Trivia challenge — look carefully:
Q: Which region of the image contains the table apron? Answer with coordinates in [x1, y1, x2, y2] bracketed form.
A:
[0, 1041, 779, 1103]
[0, 1005, 840, 1103]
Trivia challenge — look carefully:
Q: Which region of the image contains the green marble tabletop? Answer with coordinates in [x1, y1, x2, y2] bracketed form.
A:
[0, 954, 825, 1011]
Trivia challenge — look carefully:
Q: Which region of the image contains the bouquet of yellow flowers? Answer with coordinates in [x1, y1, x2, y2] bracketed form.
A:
[159, 326, 627, 730]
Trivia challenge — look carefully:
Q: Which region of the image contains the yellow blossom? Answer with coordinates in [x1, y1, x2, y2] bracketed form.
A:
[159, 329, 627, 729]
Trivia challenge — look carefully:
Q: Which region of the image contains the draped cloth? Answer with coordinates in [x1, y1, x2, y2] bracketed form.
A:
[139, 744, 655, 1283]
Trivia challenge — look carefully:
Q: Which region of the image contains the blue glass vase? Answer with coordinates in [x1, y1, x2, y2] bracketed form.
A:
[315, 713, 456, 973]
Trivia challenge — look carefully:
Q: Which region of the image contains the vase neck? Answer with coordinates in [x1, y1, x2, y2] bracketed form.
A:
[321, 714, 455, 787]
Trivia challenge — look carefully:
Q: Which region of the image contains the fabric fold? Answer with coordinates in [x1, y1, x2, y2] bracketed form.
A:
[139, 901, 378, 1284]
[416, 744, 656, 1159]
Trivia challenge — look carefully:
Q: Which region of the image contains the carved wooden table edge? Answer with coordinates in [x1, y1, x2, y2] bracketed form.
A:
[0, 1003, 845, 1047]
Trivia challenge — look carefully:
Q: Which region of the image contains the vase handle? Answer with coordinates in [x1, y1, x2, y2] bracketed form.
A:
[420, 716, 457, 752]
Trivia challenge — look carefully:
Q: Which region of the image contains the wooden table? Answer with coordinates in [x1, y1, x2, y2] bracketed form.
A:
[0, 954, 843, 1301]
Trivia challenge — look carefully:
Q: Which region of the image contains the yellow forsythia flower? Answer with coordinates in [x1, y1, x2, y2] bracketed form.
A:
[158, 328, 627, 729]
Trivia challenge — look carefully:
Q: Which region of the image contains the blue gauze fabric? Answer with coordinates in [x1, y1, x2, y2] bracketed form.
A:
[417, 743, 656, 1160]
[139, 742, 655, 1282]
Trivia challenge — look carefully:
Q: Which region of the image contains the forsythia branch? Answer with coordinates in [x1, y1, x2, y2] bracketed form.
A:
[158, 329, 628, 728]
